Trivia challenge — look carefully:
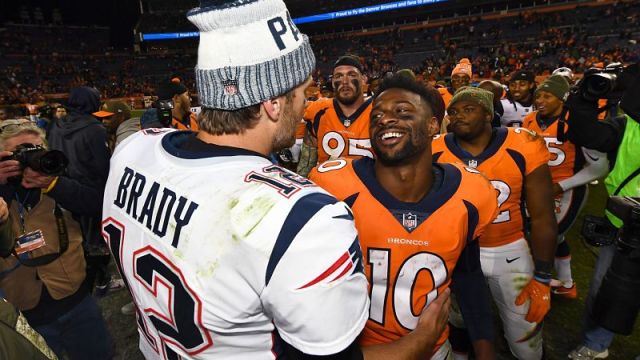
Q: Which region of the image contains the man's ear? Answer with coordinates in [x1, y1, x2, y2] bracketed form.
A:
[427, 116, 439, 136]
[262, 96, 284, 122]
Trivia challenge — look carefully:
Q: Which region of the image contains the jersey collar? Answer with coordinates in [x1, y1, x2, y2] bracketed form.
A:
[161, 131, 271, 160]
[445, 127, 508, 167]
[352, 157, 461, 214]
[333, 97, 372, 127]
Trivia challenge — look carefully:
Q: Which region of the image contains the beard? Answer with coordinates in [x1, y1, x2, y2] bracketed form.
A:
[372, 125, 429, 166]
[272, 100, 298, 152]
[334, 79, 362, 106]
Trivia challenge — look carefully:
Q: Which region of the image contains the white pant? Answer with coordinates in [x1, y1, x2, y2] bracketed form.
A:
[481, 239, 542, 360]
[432, 340, 453, 360]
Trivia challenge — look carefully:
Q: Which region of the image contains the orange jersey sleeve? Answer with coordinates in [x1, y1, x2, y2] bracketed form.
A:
[438, 87, 453, 109]
[311, 158, 497, 354]
[523, 111, 578, 183]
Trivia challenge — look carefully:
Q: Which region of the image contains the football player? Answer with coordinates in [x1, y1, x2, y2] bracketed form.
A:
[310, 74, 499, 359]
[297, 55, 373, 176]
[500, 70, 536, 128]
[523, 75, 609, 298]
[433, 87, 558, 359]
[102, 0, 451, 358]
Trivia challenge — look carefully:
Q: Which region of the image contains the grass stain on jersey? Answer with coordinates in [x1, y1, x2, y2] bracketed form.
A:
[197, 260, 219, 278]
[228, 198, 239, 209]
[241, 196, 276, 237]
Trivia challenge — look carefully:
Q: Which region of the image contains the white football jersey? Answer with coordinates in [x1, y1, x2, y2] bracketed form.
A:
[500, 98, 534, 128]
[102, 130, 369, 359]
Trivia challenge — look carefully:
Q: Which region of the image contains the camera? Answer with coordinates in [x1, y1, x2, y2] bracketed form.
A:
[576, 63, 626, 102]
[155, 99, 174, 127]
[2, 143, 68, 185]
[590, 196, 640, 335]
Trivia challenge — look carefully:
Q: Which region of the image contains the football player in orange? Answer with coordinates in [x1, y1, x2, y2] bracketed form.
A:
[297, 55, 373, 176]
[438, 58, 472, 109]
[523, 75, 609, 299]
[432, 87, 558, 360]
[310, 74, 499, 359]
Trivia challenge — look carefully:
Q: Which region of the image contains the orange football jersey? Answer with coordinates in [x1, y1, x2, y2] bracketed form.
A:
[523, 111, 583, 184]
[304, 98, 373, 164]
[432, 127, 549, 248]
[437, 87, 454, 109]
[309, 158, 497, 353]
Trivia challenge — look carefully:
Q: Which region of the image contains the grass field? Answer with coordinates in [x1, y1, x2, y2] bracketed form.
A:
[97, 182, 640, 359]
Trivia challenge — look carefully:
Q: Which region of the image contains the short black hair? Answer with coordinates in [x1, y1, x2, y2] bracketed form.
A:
[374, 73, 445, 124]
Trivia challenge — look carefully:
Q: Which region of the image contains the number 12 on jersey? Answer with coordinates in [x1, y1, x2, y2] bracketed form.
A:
[367, 248, 447, 330]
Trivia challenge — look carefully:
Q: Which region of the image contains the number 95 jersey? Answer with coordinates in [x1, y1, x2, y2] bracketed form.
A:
[304, 97, 373, 164]
[309, 158, 497, 352]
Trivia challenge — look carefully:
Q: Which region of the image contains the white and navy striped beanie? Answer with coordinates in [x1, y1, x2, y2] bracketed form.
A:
[187, 0, 316, 110]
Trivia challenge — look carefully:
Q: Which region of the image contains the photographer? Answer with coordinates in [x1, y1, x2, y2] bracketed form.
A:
[46, 87, 120, 297]
[565, 63, 640, 359]
[0, 121, 112, 359]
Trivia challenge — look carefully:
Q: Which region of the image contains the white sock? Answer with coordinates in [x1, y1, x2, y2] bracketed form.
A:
[555, 256, 573, 287]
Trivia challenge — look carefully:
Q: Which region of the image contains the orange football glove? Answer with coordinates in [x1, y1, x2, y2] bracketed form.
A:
[515, 278, 550, 323]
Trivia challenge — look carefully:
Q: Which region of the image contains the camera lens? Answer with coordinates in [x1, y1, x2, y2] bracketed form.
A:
[35, 151, 68, 175]
[584, 73, 616, 98]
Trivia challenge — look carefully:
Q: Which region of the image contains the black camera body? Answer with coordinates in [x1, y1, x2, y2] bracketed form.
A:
[155, 99, 174, 127]
[576, 63, 626, 102]
[591, 196, 640, 335]
[2, 143, 68, 185]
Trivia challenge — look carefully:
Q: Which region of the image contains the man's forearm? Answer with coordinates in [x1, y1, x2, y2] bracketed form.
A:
[362, 330, 435, 360]
[296, 143, 318, 177]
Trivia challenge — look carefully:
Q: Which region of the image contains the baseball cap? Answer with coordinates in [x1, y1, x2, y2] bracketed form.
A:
[511, 70, 535, 83]
[334, 55, 364, 73]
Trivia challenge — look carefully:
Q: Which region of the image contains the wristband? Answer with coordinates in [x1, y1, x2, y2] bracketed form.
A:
[43, 176, 59, 194]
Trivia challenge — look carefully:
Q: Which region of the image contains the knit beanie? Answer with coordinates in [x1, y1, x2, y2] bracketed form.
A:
[187, 0, 316, 110]
[535, 75, 570, 101]
[451, 58, 472, 78]
[448, 86, 494, 115]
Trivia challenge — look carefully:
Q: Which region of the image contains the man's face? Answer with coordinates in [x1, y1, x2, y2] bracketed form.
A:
[370, 88, 434, 166]
[509, 80, 534, 102]
[55, 107, 67, 119]
[272, 78, 311, 151]
[451, 74, 470, 90]
[0, 109, 7, 121]
[332, 65, 365, 106]
[175, 91, 192, 113]
[535, 90, 563, 118]
[448, 100, 491, 142]
[4, 133, 44, 152]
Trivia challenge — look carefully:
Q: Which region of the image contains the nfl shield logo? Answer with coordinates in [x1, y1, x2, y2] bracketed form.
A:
[402, 213, 418, 231]
[468, 159, 478, 168]
[222, 80, 238, 96]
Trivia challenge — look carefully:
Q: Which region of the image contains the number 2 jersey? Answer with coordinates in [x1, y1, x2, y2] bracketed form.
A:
[101, 130, 369, 359]
[432, 127, 549, 248]
[309, 158, 497, 353]
[304, 97, 373, 164]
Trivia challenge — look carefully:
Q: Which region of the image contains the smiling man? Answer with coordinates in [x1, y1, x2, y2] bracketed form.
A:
[523, 75, 609, 299]
[433, 87, 557, 360]
[310, 74, 498, 359]
[297, 55, 373, 176]
[500, 70, 536, 128]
